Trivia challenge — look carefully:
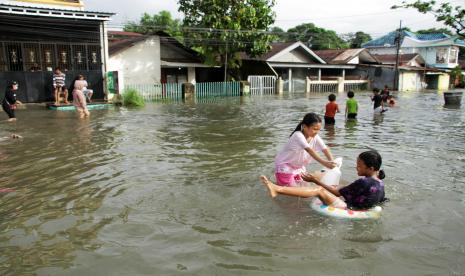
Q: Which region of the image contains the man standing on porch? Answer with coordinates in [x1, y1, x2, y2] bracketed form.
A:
[53, 67, 69, 105]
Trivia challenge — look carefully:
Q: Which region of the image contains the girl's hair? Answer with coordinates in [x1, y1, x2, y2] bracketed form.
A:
[359, 150, 385, 179]
[291, 112, 322, 136]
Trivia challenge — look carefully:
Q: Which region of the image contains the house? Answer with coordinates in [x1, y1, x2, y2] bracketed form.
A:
[362, 52, 450, 91]
[108, 31, 210, 90]
[363, 31, 465, 70]
[0, 0, 113, 102]
[313, 48, 379, 80]
[240, 42, 366, 92]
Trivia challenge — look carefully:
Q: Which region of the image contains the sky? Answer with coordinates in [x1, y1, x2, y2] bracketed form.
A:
[84, 0, 462, 39]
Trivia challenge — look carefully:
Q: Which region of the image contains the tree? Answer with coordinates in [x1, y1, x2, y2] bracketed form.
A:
[178, 0, 276, 79]
[269, 26, 287, 42]
[124, 11, 183, 39]
[392, 1, 465, 38]
[416, 27, 453, 35]
[286, 23, 347, 50]
[342, 31, 372, 48]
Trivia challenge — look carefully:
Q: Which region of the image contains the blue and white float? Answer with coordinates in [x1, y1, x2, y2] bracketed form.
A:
[310, 157, 382, 220]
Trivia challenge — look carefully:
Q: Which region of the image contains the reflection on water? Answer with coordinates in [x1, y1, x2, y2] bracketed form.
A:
[1, 92, 465, 275]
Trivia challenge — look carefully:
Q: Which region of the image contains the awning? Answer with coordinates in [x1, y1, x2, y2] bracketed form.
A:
[161, 61, 213, 68]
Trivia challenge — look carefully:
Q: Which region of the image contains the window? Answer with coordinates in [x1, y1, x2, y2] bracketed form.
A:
[0, 41, 101, 72]
[449, 47, 458, 64]
[436, 47, 448, 64]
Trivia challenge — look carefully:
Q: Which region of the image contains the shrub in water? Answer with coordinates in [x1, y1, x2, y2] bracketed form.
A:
[122, 88, 145, 107]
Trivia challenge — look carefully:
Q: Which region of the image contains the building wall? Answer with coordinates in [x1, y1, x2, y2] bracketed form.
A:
[399, 71, 422, 91]
[108, 36, 161, 86]
[355, 67, 396, 90]
[438, 73, 450, 90]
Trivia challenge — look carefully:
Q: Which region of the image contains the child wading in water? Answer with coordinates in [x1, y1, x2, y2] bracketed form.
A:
[371, 88, 385, 114]
[345, 91, 358, 119]
[274, 112, 336, 187]
[324, 94, 339, 125]
[262, 150, 386, 210]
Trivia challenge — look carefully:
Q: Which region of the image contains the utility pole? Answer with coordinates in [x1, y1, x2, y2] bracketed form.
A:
[393, 20, 402, 91]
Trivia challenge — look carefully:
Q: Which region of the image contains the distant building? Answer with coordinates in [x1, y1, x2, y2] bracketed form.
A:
[239, 42, 376, 92]
[363, 30, 465, 70]
[0, 0, 113, 102]
[108, 31, 210, 90]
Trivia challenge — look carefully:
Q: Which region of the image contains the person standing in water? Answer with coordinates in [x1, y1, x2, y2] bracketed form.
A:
[2, 81, 22, 122]
[345, 91, 358, 119]
[274, 112, 336, 187]
[324, 93, 339, 125]
[71, 74, 90, 118]
[371, 88, 384, 114]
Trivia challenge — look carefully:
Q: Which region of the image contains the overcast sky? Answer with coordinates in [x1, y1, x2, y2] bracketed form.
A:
[84, 0, 461, 38]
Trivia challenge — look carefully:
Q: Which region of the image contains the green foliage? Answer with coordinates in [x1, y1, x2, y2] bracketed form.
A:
[342, 31, 373, 48]
[392, 1, 464, 38]
[286, 23, 347, 50]
[122, 89, 145, 107]
[451, 65, 465, 88]
[269, 26, 287, 42]
[178, 0, 276, 78]
[124, 11, 183, 40]
[416, 27, 453, 35]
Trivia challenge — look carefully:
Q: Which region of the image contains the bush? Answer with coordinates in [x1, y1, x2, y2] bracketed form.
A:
[122, 88, 145, 107]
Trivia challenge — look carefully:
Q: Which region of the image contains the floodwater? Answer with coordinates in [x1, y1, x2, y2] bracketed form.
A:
[1, 91, 464, 275]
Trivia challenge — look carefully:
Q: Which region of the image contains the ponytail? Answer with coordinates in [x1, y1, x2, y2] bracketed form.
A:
[290, 113, 322, 137]
[290, 122, 303, 137]
[378, 169, 385, 180]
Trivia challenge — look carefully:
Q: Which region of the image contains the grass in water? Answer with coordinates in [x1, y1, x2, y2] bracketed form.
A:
[122, 88, 145, 107]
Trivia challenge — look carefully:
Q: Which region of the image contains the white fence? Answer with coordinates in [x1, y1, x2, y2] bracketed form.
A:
[308, 80, 369, 93]
[308, 80, 339, 93]
[248, 75, 276, 95]
[344, 80, 369, 92]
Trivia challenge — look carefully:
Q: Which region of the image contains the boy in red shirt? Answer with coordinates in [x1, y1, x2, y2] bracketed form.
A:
[324, 93, 339, 125]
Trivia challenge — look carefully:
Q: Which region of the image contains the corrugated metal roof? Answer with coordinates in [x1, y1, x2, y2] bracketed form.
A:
[0, 3, 114, 20]
[363, 30, 465, 47]
[373, 53, 421, 65]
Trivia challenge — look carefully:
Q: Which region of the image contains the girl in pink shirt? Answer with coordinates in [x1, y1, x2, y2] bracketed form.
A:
[274, 113, 336, 187]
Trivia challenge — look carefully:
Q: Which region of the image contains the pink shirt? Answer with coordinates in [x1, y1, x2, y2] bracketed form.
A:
[275, 131, 327, 175]
[73, 80, 88, 92]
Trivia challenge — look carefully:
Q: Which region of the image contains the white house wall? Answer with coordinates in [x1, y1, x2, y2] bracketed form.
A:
[269, 48, 315, 63]
[108, 36, 161, 86]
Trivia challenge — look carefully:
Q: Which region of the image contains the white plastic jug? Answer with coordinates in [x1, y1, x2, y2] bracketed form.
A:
[319, 157, 343, 186]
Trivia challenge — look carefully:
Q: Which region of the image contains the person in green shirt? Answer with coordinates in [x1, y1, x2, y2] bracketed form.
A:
[345, 91, 358, 119]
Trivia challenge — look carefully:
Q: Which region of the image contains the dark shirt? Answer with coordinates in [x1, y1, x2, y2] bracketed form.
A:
[382, 90, 390, 102]
[2, 89, 16, 106]
[339, 177, 385, 209]
[372, 94, 383, 109]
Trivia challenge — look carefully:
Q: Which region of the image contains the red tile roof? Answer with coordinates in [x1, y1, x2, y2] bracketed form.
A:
[313, 49, 346, 63]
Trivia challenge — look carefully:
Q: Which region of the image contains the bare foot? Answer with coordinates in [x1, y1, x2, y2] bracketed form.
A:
[260, 175, 278, 198]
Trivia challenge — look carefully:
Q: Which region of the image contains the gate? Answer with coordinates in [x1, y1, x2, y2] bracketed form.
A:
[247, 75, 276, 95]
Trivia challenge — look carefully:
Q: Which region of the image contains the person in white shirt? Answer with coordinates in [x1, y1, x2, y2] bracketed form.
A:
[274, 112, 336, 187]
